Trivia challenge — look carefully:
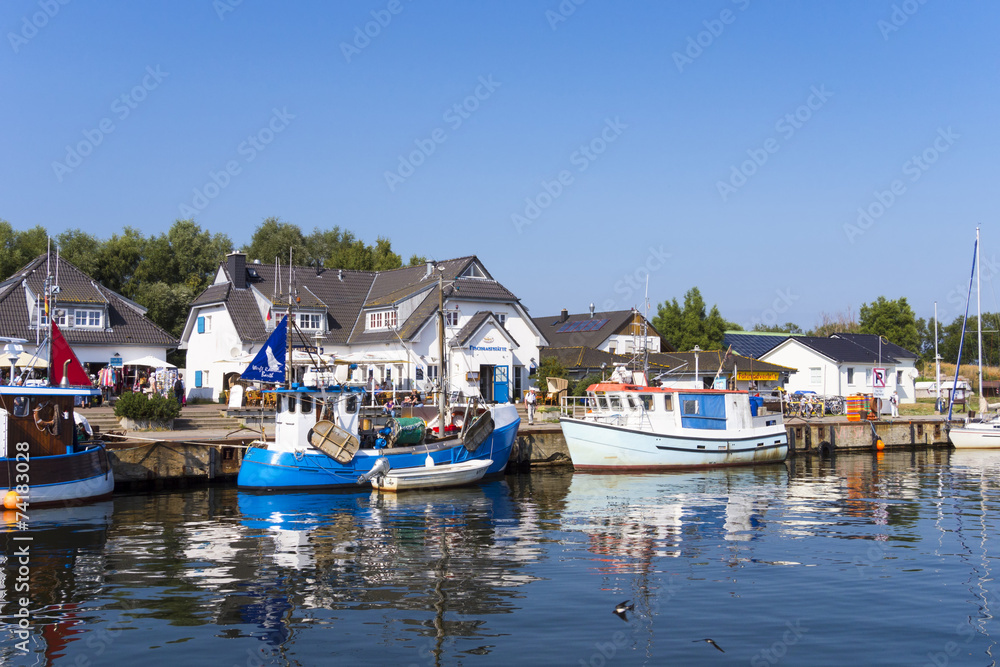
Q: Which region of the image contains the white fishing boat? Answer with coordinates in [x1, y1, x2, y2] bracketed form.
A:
[559, 382, 788, 470]
[368, 457, 493, 492]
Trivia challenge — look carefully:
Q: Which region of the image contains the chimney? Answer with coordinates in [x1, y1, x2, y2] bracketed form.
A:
[338, 269, 344, 282]
[589, 303, 595, 318]
[560, 308, 569, 322]
[227, 251, 246, 289]
[425, 261, 436, 279]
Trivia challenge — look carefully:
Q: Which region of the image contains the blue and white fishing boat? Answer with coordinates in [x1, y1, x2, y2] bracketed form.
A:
[236, 315, 519, 490]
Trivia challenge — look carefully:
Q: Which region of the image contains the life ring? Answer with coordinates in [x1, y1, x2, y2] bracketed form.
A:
[33, 401, 58, 434]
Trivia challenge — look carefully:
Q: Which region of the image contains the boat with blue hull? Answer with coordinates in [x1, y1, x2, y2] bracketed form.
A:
[237, 385, 519, 490]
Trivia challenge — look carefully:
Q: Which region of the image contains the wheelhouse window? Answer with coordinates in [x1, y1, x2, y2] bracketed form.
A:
[608, 395, 622, 410]
[638, 394, 655, 411]
[625, 394, 638, 410]
[595, 392, 608, 410]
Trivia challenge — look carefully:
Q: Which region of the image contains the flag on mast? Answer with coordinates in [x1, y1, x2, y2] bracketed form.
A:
[241, 315, 287, 383]
[50, 321, 93, 386]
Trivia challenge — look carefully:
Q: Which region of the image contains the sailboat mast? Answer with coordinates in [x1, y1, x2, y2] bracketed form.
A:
[977, 226, 983, 409]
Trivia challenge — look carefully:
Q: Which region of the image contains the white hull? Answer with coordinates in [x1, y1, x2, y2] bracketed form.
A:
[561, 418, 788, 469]
[372, 458, 492, 492]
[949, 422, 1000, 449]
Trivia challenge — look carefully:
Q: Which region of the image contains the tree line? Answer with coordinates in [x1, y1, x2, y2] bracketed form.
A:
[0, 216, 424, 339]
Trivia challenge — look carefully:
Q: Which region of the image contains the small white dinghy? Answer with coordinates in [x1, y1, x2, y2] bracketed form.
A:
[370, 458, 493, 493]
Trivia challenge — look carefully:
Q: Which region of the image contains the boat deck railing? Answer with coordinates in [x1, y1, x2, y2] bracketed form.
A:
[559, 395, 591, 419]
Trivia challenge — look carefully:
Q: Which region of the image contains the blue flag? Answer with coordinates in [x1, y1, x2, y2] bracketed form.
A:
[242, 315, 287, 383]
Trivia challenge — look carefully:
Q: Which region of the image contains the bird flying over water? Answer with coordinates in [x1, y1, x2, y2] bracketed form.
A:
[613, 600, 634, 621]
[693, 638, 725, 653]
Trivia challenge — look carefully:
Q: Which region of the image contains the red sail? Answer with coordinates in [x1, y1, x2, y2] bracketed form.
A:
[50, 321, 93, 386]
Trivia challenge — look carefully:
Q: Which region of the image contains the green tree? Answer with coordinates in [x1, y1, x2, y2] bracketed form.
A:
[137, 219, 231, 293]
[91, 227, 147, 299]
[858, 296, 920, 353]
[0, 220, 49, 279]
[752, 321, 803, 334]
[55, 228, 102, 277]
[809, 309, 859, 338]
[134, 281, 194, 338]
[408, 254, 428, 266]
[653, 287, 730, 351]
[241, 217, 307, 265]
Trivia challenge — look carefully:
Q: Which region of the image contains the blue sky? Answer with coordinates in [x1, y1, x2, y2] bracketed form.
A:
[2, 1, 996, 331]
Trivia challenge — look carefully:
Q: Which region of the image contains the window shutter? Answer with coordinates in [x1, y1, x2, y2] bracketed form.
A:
[197, 316, 205, 334]
[194, 370, 203, 387]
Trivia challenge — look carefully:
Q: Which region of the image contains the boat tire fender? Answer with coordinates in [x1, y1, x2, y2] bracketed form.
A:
[818, 440, 835, 458]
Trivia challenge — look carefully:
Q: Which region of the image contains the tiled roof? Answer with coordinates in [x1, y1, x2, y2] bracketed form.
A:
[830, 333, 918, 360]
[217, 261, 376, 346]
[0, 254, 177, 347]
[542, 347, 675, 373]
[206, 255, 526, 348]
[533, 310, 667, 350]
[782, 336, 901, 364]
[664, 350, 795, 374]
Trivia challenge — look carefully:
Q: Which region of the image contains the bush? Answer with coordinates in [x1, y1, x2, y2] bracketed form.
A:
[572, 373, 604, 397]
[113, 391, 181, 422]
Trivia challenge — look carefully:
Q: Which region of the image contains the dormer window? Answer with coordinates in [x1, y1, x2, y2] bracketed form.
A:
[367, 310, 397, 330]
[460, 264, 487, 279]
[74, 309, 103, 328]
[296, 312, 324, 330]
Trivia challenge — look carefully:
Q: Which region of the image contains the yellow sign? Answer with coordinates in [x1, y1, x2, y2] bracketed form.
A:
[736, 371, 779, 381]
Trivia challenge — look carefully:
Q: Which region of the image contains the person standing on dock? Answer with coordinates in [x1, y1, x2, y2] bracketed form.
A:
[890, 390, 899, 418]
[524, 387, 537, 425]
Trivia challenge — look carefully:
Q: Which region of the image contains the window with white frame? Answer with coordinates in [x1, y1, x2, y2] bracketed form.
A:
[865, 368, 872, 386]
[367, 310, 397, 330]
[297, 312, 323, 330]
[847, 367, 855, 385]
[810, 367, 821, 384]
[445, 311, 459, 327]
[74, 309, 102, 328]
[495, 312, 506, 325]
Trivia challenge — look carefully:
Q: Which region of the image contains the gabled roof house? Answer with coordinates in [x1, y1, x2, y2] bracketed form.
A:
[181, 253, 547, 403]
[0, 253, 178, 374]
[760, 333, 919, 404]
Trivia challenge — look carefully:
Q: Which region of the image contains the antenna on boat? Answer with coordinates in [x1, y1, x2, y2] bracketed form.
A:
[976, 226, 983, 413]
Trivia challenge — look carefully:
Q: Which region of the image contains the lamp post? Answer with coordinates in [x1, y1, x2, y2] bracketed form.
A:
[693, 345, 701, 388]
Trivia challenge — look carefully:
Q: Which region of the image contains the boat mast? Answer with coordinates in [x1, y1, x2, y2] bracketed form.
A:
[438, 266, 446, 436]
[976, 226, 983, 411]
[934, 301, 940, 413]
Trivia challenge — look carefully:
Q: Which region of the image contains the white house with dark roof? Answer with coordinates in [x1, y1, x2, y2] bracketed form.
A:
[532, 308, 669, 357]
[760, 333, 919, 406]
[0, 253, 178, 375]
[181, 253, 548, 403]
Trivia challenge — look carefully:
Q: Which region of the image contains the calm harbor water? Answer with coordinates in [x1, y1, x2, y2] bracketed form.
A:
[2, 449, 999, 666]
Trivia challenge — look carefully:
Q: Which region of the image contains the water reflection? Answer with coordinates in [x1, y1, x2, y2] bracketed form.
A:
[2, 451, 1000, 664]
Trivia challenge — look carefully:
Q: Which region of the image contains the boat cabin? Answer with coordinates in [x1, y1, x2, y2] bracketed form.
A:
[0, 386, 100, 458]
